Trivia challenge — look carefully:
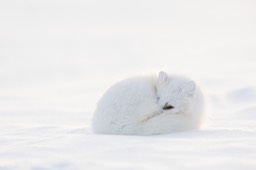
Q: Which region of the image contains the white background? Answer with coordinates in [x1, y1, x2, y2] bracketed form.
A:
[0, 0, 256, 169]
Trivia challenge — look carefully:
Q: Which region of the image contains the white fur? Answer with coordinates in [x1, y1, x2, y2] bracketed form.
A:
[92, 71, 205, 135]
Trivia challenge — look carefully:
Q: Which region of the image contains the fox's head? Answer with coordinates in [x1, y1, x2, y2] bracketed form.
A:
[156, 71, 196, 114]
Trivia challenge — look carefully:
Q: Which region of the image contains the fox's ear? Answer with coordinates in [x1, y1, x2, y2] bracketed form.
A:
[157, 71, 169, 84]
[182, 81, 196, 96]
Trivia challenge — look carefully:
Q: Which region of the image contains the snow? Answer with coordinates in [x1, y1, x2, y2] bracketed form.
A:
[0, 0, 256, 169]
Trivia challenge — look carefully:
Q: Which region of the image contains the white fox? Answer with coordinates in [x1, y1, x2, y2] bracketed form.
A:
[92, 71, 205, 135]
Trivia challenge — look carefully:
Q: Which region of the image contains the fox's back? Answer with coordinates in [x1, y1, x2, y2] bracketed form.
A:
[92, 76, 158, 134]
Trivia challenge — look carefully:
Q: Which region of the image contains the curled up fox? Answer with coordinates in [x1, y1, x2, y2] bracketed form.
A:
[92, 71, 206, 135]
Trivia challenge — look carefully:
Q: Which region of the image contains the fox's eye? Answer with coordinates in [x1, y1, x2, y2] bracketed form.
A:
[163, 103, 174, 110]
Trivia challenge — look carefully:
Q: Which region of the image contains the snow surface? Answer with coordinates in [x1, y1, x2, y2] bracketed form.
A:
[0, 0, 256, 169]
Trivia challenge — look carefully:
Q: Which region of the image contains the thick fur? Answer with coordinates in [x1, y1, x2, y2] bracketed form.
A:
[92, 71, 205, 135]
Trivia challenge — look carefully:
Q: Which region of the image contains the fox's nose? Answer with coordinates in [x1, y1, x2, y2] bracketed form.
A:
[163, 102, 174, 110]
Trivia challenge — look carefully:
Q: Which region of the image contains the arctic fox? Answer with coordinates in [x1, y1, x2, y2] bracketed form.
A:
[92, 71, 205, 135]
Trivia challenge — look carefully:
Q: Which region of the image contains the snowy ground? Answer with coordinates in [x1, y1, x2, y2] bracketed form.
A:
[0, 0, 256, 170]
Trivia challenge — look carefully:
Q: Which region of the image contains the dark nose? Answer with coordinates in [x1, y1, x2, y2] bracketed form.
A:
[163, 103, 174, 110]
